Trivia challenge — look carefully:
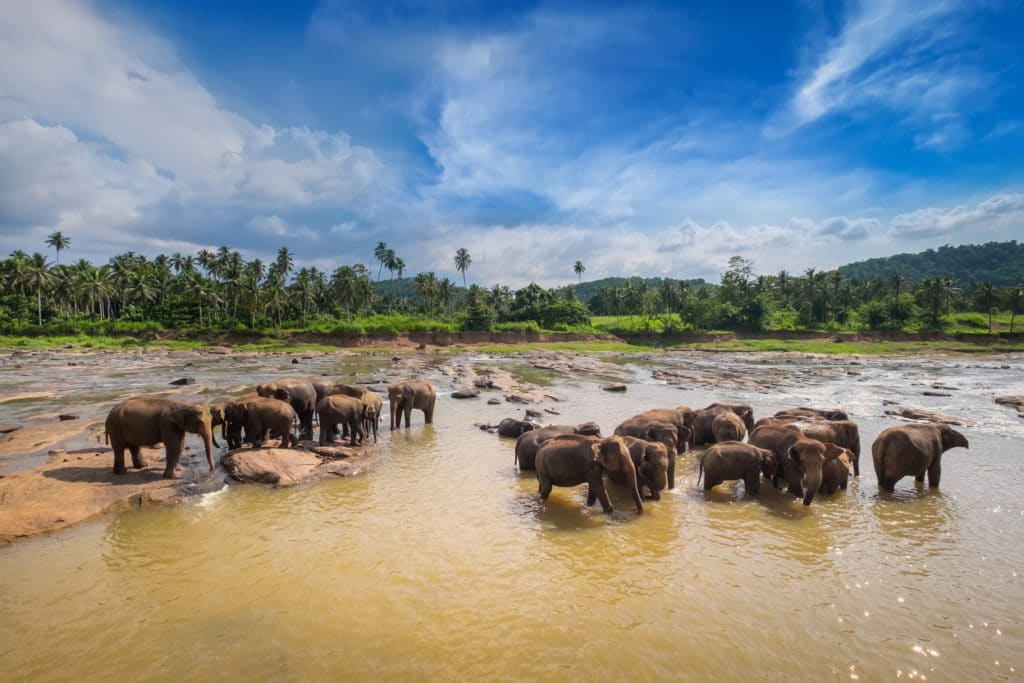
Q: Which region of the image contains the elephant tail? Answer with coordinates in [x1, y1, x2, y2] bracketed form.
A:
[696, 458, 703, 487]
[104, 430, 109, 445]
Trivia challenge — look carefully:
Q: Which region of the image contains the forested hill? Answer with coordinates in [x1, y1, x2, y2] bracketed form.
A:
[838, 241, 1024, 287]
[574, 276, 707, 302]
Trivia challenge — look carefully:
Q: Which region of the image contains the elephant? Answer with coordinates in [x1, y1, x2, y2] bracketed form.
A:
[749, 426, 844, 505]
[819, 449, 853, 494]
[776, 407, 849, 421]
[613, 418, 679, 489]
[691, 402, 755, 446]
[224, 396, 297, 449]
[793, 419, 862, 476]
[871, 423, 969, 492]
[697, 441, 776, 496]
[388, 380, 437, 430]
[496, 418, 540, 438]
[712, 411, 747, 443]
[514, 422, 602, 471]
[105, 397, 215, 479]
[256, 378, 316, 439]
[325, 384, 381, 441]
[633, 407, 695, 452]
[317, 394, 367, 446]
[535, 434, 642, 514]
[305, 377, 336, 404]
[617, 436, 670, 500]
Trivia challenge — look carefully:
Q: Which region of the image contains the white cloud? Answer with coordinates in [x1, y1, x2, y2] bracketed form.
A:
[247, 215, 320, 242]
[888, 193, 1024, 239]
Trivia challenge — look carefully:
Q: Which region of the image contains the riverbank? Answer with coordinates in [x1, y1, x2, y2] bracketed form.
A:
[1, 329, 1022, 355]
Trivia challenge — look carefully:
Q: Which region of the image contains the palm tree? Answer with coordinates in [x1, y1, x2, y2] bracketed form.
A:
[974, 282, 1000, 333]
[24, 253, 55, 324]
[373, 241, 389, 283]
[573, 261, 585, 285]
[454, 248, 472, 288]
[273, 247, 294, 283]
[45, 231, 70, 264]
[1007, 285, 1023, 335]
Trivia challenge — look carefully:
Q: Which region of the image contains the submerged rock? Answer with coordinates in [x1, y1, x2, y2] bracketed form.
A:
[883, 405, 975, 426]
[170, 377, 196, 386]
[451, 389, 480, 399]
[602, 384, 627, 392]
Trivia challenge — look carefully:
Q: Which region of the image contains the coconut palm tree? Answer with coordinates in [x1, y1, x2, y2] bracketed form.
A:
[573, 260, 585, 285]
[974, 282, 1000, 333]
[373, 241, 389, 283]
[454, 248, 472, 288]
[45, 231, 70, 264]
[24, 253, 54, 324]
[1007, 284, 1023, 334]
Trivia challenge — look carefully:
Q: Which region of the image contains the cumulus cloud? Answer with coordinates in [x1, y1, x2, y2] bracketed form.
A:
[888, 193, 1024, 239]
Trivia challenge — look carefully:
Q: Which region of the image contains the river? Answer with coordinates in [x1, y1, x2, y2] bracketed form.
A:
[0, 348, 1022, 680]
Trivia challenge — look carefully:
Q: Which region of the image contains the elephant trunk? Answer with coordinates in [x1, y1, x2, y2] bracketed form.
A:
[802, 469, 821, 506]
[199, 423, 215, 472]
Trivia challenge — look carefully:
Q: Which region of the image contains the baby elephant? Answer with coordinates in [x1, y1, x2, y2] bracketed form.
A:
[698, 441, 775, 496]
[819, 448, 853, 494]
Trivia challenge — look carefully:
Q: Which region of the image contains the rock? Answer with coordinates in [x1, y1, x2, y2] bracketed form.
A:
[545, 408, 561, 415]
[0, 424, 21, 434]
[291, 358, 300, 364]
[473, 377, 495, 389]
[392, 356, 402, 362]
[311, 445, 361, 460]
[475, 423, 498, 433]
[417, 343, 427, 350]
[995, 395, 1024, 408]
[884, 406, 975, 426]
[923, 391, 952, 397]
[882, 399, 898, 406]
[222, 447, 369, 486]
[601, 384, 627, 392]
[525, 408, 543, 418]
[170, 377, 196, 386]
[487, 398, 501, 405]
[505, 394, 531, 404]
[58, 414, 78, 421]
[451, 389, 480, 399]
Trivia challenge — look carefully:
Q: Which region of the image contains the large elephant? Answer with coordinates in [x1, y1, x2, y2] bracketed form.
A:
[775, 407, 849, 421]
[794, 419, 861, 476]
[691, 402, 755, 446]
[535, 434, 643, 514]
[105, 397, 215, 479]
[388, 380, 436, 430]
[514, 422, 602, 471]
[613, 417, 679, 489]
[712, 411, 747, 443]
[224, 396, 297, 449]
[496, 418, 539, 438]
[633, 407, 695, 452]
[617, 436, 670, 500]
[256, 378, 316, 439]
[317, 395, 367, 446]
[325, 384, 381, 442]
[749, 425, 844, 505]
[872, 423, 969, 491]
[697, 441, 775, 496]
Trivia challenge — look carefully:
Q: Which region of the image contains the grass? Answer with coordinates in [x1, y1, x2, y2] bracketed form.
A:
[656, 338, 1024, 355]
[475, 340, 652, 354]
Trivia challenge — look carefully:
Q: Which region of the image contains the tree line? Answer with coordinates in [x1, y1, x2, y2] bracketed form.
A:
[0, 233, 1021, 335]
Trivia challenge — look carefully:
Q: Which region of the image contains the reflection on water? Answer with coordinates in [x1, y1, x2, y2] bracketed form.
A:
[0, 350, 1022, 680]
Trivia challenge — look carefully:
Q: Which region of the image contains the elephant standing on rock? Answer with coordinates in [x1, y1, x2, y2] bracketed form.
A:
[691, 403, 755, 446]
[317, 395, 366, 446]
[698, 442, 776, 496]
[514, 422, 602, 471]
[224, 397, 297, 449]
[256, 378, 317, 440]
[613, 418, 679, 489]
[535, 435, 643, 514]
[105, 397, 215, 479]
[497, 418, 539, 438]
[327, 384, 382, 442]
[872, 423, 969, 492]
[712, 411, 747, 443]
[618, 436, 670, 500]
[388, 380, 436, 430]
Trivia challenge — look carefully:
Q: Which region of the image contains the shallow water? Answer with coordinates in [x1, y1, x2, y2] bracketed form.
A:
[1, 349, 1022, 680]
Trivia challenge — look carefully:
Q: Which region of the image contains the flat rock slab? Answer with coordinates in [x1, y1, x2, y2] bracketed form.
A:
[884, 405, 976, 426]
[222, 447, 369, 487]
[0, 451, 181, 544]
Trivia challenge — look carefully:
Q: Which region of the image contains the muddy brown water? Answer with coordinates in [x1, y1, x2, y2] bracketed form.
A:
[1, 349, 1023, 680]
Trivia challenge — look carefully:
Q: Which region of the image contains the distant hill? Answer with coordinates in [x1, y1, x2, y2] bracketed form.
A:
[573, 276, 708, 302]
[838, 241, 1024, 289]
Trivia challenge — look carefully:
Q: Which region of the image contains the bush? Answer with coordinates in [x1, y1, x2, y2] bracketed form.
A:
[493, 321, 542, 334]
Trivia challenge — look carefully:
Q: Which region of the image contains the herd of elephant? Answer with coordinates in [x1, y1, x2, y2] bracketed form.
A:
[101, 374, 969, 516]
[502, 401, 970, 514]
[102, 377, 437, 479]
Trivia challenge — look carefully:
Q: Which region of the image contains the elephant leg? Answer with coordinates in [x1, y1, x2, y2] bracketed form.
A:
[111, 442, 127, 475]
[403, 405, 412, 429]
[538, 476, 552, 500]
[852, 455, 860, 477]
[319, 420, 331, 446]
[300, 410, 314, 440]
[592, 482, 613, 513]
[129, 444, 145, 469]
[424, 397, 435, 424]
[915, 471, 926, 482]
[163, 434, 184, 478]
[927, 458, 941, 488]
[745, 471, 760, 495]
[667, 455, 676, 490]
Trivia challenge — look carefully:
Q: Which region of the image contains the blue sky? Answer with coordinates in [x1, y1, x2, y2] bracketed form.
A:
[1, 0, 1022, 287]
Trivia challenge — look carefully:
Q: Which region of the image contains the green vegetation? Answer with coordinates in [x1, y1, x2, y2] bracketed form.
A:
[0, 238, 1021, 345]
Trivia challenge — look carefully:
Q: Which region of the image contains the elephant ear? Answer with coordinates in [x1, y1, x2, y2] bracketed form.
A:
[167, 407, 191, 430]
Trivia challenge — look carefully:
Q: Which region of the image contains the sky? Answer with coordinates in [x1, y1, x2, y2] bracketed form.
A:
[1, 0, 1022, 288]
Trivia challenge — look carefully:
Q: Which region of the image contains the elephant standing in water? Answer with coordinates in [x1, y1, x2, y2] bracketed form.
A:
[872, 423, 969, 491]
[697, 442, 775, 496]
[617, 436, 670, 500]
[388, 380, 436, 430]
[514, 422, 602, 471]
[105, 397, 215, 478]
[535, 435, 643, 515]
[691, 402, 755, 446]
